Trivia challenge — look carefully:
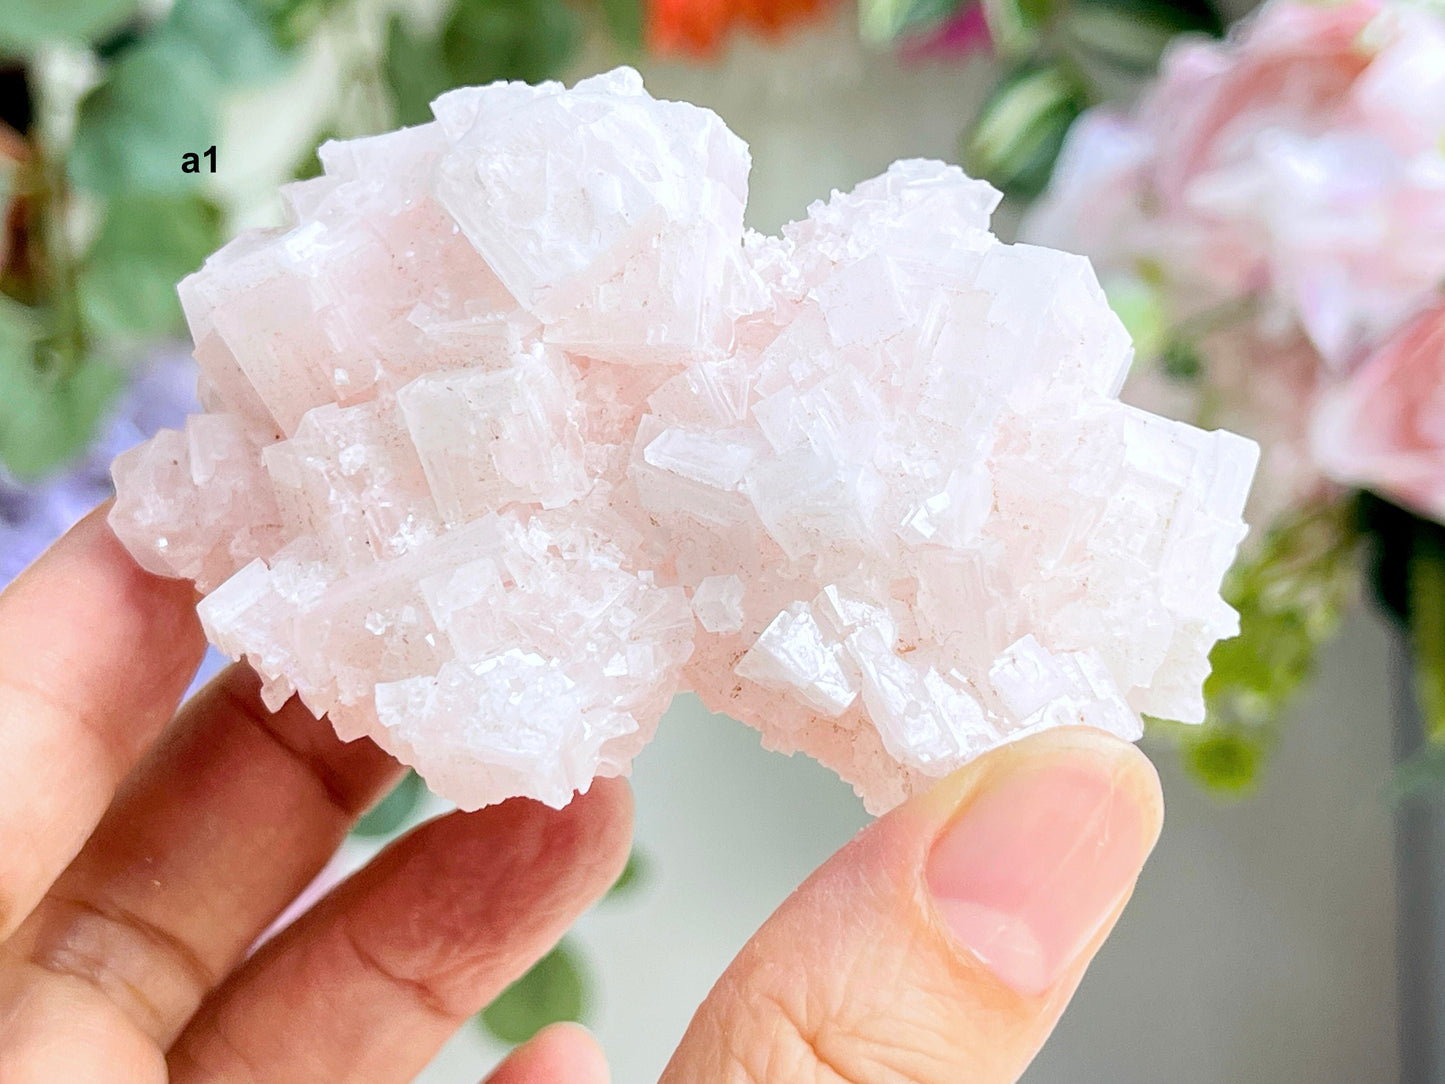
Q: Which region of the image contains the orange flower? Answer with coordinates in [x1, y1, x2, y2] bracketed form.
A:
[646, 0, 837, 58]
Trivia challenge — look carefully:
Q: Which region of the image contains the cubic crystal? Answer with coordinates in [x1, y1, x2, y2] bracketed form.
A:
[110, 68, 1258, 814]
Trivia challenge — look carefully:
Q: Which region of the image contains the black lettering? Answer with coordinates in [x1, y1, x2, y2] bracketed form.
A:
[181, 146, 217, 174]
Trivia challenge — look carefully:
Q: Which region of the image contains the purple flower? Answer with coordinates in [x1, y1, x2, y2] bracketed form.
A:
[2, 348, 200, 586]
[2, 346, 229, 692]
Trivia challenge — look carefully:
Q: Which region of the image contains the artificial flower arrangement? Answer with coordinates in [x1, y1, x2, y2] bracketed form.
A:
[1024, 0, 1445, 791]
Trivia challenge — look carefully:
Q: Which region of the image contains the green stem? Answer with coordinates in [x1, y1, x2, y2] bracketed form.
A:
[36, 144, 85, 378]
[1173, 292, 1260, 346]
[1411, 536, 1445, 745]
[1046, 27, 1109, 105]
[334, 1, 392, 136]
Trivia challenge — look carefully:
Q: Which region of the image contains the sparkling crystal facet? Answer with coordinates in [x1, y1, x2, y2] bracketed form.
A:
[110, 68, 1258, 814]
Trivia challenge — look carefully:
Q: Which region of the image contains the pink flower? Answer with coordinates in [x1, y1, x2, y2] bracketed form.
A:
[1313, 301, 1445, 523]
[1143, 0, 1377, 211]
[1025, 0, 1445, 370]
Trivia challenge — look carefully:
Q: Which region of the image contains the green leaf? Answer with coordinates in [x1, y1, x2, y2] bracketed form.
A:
[0, 0, 137, 53]
[1204, 499, 1360, 726]
[1062, 0, 1222, 74]
[165, 0, 290, 88]
[1410, 537, 1445, 743]
[253, 0, 346, 48]
[1150, 499, 1359, 796]
[605, 849, 648, 900]
[479, 940, 588, 1045]
[0, 295, 42, 368]
[859, 0, 964, 44]
[440, 0, 581, 88]
[384, 0, 580, 129]
[1104, 274, 1167, 362]
[93, 20, 144, 59]
[352, 770, 426, 838]
[69, 40, 218, 195]
[382, 16, 452, 128]
[1063, 9, 1173, 74]
[1083, 0, 1222, 34]
[290, 126, 338, 181]
[963, 64, 1085, 199]
[1182, 726, 1263, 794]
[1160, 338, 1202, 381]
[78, 193, 222, 338]
[599, 0, 646, 50]
[978, 0, 1052, 57]
[0, 301, 124, 480]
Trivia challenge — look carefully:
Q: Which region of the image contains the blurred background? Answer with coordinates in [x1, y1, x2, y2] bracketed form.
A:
[2, 0, 1443, 1080]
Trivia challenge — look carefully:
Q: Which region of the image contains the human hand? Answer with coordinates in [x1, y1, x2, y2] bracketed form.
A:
[0, 506, 1163, 1084]
[0, 506, 631, 1083]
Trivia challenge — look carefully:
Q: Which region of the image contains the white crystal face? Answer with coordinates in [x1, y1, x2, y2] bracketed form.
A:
[110, 67, 1258, 814]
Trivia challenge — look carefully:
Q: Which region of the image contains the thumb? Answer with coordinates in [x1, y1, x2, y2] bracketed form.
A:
[661, 726, 1164, 1084]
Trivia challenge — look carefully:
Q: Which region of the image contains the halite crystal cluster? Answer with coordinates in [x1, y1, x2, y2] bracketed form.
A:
[110, 68, 1259, 814]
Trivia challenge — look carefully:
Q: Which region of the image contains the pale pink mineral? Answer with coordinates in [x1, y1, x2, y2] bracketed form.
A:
[110, 67, 1259, 814]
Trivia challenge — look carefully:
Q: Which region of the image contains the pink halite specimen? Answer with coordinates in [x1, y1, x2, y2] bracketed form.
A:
[110, 67, 1258, 814]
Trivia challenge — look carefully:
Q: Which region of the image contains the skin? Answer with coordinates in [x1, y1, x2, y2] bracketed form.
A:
[0, 506, 1164, 1083]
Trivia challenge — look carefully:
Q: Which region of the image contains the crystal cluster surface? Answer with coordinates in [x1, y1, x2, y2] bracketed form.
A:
[110, 68, 1259, 814]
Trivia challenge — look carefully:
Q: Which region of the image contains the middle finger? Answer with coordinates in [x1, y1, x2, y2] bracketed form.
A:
[0, 663, 400, 1048]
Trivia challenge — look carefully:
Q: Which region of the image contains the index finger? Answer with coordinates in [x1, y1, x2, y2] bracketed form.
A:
[0, 504, 205, 941]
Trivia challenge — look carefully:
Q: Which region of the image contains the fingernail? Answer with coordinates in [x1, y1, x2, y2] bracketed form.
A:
[925, 754, 1149, 996]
